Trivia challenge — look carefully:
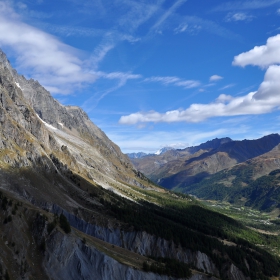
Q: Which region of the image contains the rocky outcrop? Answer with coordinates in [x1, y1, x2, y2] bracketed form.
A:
[53, 205, 220, 277]
[225, 264, 247, 280]
[44, 231, 175, 280]
[0, 48, 156, 202]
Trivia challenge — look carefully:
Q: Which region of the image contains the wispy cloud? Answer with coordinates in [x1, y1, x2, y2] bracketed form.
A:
[179, 16, 242, 41]
[95, 71, 142, 85]
[118, 0, 165, 33]
[174, 24, 188, 33]
[83, 70, 142, 110]
[90, 38, 115, 70]
[107, 128, 228, 153]
[219, 84, 235, 90]
[0, 2, 96, 94]
[144, 76, 200, 89]
[0, 0, 175, 98]
[209, 75, 223, 81]
[212, 0, 280, 12]
[2, 0, 151, 95]
[225, 12, 254, 21]
[119, 34, 280, 124]
[38, 23, 105, 38]
[151, 0, 187, 32]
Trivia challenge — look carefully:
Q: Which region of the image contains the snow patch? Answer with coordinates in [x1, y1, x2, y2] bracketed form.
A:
[15, 82, 22, 90]
[58, 122, 64, 127]
[155, 146, 175, 155]
[36, 114, 57, 130]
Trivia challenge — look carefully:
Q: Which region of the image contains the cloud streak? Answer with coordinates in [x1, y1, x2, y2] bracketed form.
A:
[144, 76, 200, 89]
[180, 16, 242, 41]
[119, 34, 280, 124]
[151, 0, 187, 32]
[225, 12, 254, 21]
[212, 0, 280, 12]
[82, 70, 142, 110]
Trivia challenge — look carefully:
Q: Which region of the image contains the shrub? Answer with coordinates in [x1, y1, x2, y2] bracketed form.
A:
[59, 214, 71, 234]
[47, 221, 56, 234]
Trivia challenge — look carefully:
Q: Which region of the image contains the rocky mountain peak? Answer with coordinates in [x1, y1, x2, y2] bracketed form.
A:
[0, 49, 11, 68]
[0, 48, 156, 195]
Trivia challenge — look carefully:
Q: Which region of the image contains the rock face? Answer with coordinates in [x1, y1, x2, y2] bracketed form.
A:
[53, 204, 220, 276]
[0, 49, 154, 193]
[45, 231, 174, 280]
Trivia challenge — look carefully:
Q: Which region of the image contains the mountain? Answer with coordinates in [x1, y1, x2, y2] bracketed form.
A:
[126, 147, 176, 159]
[130, 137, 233, 185]
[131, 135, 280, 189]
[155, 146, 175, 155]
[0, 49, 279, 279]
[126, 152, 148, 158]
[131, 134, 280, 212]
[180, 142, 280, 211]
[182, 137, 232, 154]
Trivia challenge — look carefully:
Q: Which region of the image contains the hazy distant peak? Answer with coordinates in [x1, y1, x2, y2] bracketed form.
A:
[126, 152, 148, 159]
[155, 146, 175, 155]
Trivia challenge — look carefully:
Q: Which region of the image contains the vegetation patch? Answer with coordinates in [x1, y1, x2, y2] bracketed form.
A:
[143, 257, 192, 278]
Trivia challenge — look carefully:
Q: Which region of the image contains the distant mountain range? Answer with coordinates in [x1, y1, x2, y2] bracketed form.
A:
[130, 134, 280, 210]
[126, 146, 176, 159]
[126, 152, 149, 158]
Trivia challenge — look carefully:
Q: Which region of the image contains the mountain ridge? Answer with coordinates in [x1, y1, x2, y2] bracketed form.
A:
[130, 134, 280, 190]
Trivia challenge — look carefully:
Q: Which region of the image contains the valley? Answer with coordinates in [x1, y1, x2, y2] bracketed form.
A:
[0, 48, 280, 280]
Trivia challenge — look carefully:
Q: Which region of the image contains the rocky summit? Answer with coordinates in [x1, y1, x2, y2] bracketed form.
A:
[0, 49, 280, 280]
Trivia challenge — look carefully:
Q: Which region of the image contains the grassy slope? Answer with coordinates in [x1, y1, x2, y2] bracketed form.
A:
[0, 161, 280, 279]
[177, 164, 280, 212]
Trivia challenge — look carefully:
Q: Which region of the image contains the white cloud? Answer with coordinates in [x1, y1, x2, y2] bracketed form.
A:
[0, 2, 96, 94]
[119, 67, 280, 124]
[233, 34, 280, 68]
[145, 76, 200, 89]
[174, 24, 188, 33]
[253, 65, 280, 101]
[209, 75, 223, 81]
[277, 8, 280, 14]
[95, 71, 142, 86]
[216, 94, 233, 102]
[119, 34, 280, 125]
[225, 12, 254, 22]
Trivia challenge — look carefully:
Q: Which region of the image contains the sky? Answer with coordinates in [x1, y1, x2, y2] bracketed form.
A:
[1, 0, 280, 153]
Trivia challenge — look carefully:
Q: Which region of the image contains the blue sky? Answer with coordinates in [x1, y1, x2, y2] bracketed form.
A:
[1, 0, 280, 153]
